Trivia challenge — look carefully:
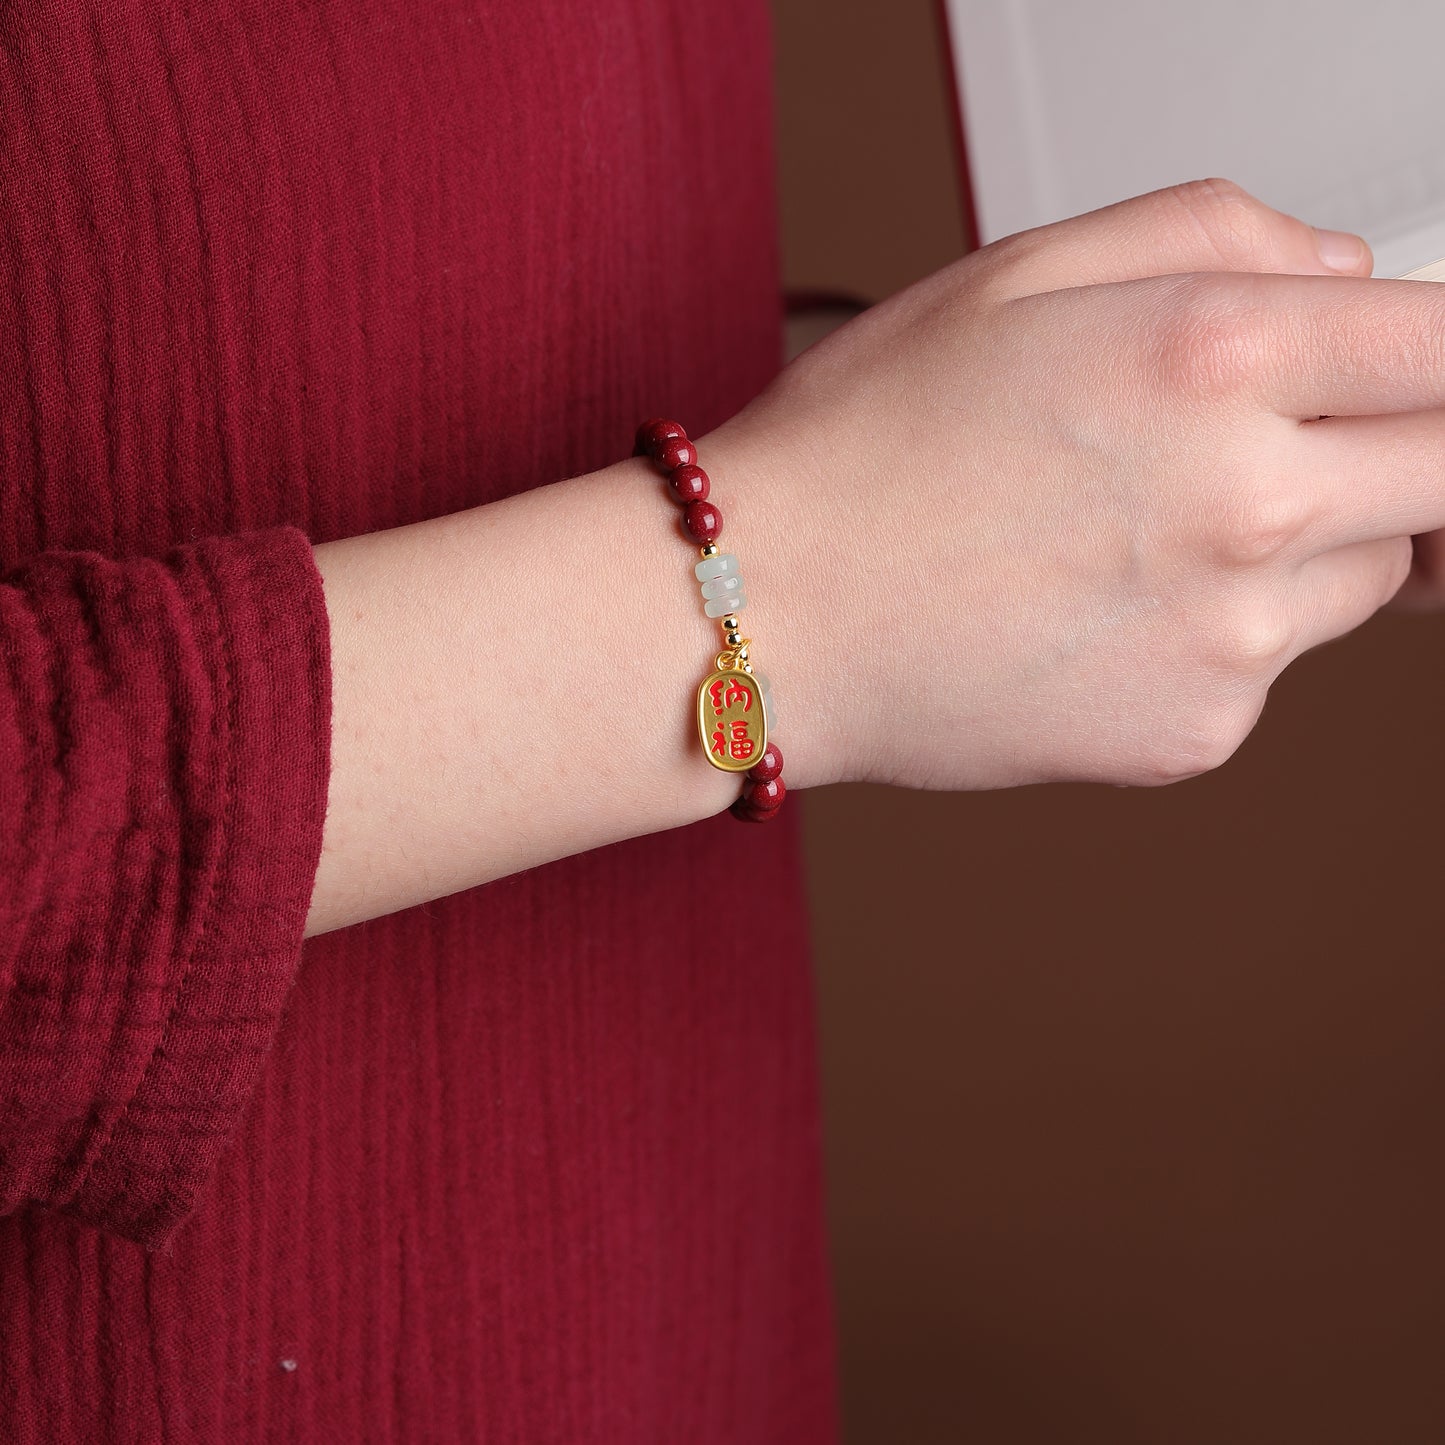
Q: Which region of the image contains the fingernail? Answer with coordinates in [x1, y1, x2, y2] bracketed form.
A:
[1314, 227, 1367, 272]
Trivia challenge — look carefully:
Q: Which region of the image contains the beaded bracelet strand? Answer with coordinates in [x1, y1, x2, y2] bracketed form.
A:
[633, 418, 787, 823]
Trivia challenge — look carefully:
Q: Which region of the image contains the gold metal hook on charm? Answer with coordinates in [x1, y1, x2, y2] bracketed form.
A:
[715, 639, 751, 672]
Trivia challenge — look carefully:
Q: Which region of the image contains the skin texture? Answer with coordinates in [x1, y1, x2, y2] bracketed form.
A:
[306, 178, 1445, 936]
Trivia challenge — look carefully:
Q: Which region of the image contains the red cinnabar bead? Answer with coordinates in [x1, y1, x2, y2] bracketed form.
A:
[744, 776, 786, 811]
[667, 464, 709, 504]
[656, 438, 698, 471]
[730, 794, 783, 822]
[683, 500, 722, 543]
[635, 418, 687, 457]
[746, 743, 782, 782]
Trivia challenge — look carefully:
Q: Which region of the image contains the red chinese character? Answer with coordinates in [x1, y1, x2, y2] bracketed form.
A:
[710, 725, 727, 758]
[722, 678, 752, 711]
[727, 718, 755, 761]
[708, 678, 727, 716]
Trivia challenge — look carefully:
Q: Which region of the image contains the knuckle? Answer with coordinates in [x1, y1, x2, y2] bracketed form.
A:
[1164, 177, 1274, 266]
[1212, 482, 1308, 567]
[1149, 275, 1272, 402]
[1133, 705, 1252, 786]
[1204, 594, 1296, 676]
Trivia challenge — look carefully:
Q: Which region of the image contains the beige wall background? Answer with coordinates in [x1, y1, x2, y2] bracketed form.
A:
[774, 2, 1445, 1441]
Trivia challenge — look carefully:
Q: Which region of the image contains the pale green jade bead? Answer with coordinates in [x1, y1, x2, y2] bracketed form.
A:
[704, 593, 746, 618]
[698, 550, 746, 617]
[701, 574, 744, 601]
[695, 552, 739, 583]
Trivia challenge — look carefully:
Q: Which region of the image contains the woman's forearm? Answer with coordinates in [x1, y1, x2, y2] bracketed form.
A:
[305, 176, 1445, 937]
[303, 427, 832, 937]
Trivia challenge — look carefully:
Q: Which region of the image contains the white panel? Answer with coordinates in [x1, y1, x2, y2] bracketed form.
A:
[945, 0, 1445, 275]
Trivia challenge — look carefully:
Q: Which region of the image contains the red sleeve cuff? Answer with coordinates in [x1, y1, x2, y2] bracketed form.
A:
[0, 526, 332, 1250]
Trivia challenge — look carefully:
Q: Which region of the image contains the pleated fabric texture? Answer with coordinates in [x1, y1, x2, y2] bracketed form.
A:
[0, 1, 838, 1439]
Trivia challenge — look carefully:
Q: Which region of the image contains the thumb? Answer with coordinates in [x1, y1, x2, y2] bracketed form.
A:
[980, 176, 1372, 297]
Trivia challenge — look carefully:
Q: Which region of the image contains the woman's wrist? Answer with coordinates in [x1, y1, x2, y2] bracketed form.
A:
[691, 411, 856, 792]
[305, 423, 846, 935]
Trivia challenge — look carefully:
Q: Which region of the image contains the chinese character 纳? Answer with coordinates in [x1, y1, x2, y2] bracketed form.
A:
[722, 678, 752, 711]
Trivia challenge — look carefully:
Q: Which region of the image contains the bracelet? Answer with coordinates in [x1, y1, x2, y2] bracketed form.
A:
[633, 418, 787, 823]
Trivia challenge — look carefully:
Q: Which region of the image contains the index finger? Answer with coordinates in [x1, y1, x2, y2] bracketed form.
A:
[1248, 268, 1445, 419]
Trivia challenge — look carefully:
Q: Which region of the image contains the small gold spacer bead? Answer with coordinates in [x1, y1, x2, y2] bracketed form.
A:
[724, 630, 743, 647]
[700, 542, 720, 558]
[742, 662, 754, 674]
[720, 613, 739, 631]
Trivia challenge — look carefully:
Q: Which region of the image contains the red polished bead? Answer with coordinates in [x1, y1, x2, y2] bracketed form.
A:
[682, 500, 722, 543]
[747, 743, 783, 782]
[657, 438, 698, 471]
[730, 794, 783, 823]
[634, 418, 687, 457]
[743, 776, 786, 811]
[667, 464, 709, 504]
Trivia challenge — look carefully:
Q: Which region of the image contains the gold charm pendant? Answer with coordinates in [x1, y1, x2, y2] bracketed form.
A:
[697, 642, 768, 773]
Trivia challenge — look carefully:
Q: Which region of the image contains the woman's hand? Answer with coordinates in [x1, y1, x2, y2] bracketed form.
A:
[705, 179, 1445, 792]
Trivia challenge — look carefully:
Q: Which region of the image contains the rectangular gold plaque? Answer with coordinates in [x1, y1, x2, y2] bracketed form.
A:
[697, 668, 768, 773]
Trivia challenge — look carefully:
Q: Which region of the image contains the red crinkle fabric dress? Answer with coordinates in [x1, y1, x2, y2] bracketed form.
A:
[0, 2, 839, 1439]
